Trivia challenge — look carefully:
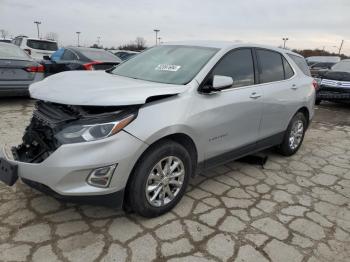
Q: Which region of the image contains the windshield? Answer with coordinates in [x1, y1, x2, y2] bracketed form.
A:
[111, 45, 219, 85]
[80, 49, 121, 63]
[332, 60, 350, 73]
[27, 40, 58, 51]
[0, 43, 31, 60]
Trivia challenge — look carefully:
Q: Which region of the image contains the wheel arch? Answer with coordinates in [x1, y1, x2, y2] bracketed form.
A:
[297, 106, 310, 128]
[123, 132, 198, 211]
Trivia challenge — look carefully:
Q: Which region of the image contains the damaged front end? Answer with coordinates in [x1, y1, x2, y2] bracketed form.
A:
[13, 101, 138, 163]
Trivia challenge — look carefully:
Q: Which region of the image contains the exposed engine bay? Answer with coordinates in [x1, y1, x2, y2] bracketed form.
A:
[12, 101, 138, 163]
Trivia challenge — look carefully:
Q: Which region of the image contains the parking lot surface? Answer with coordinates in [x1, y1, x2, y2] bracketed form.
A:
[0, 99, 350, 262]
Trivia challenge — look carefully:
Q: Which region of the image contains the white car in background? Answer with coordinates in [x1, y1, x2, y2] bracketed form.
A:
[12, 36, 58, 61]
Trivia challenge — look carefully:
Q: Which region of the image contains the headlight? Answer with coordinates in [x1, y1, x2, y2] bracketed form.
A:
[55, 114, 136, 144]
[314, 78, 322, 85]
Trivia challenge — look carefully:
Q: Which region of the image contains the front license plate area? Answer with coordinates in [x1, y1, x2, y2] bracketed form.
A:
[0, 157, 18, 186]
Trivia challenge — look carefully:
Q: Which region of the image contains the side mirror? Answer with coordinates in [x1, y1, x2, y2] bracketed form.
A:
[212, 75, 233, 90]
[43, 55, 51, 60]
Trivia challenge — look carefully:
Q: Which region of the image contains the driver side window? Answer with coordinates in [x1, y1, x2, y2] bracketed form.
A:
[212, 48, 255, 88]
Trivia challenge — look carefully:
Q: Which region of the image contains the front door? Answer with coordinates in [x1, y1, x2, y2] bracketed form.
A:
[189, 48, 263, 166]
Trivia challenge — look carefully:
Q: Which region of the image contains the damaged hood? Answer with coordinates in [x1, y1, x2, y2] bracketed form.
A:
[29, 71, 188, 106]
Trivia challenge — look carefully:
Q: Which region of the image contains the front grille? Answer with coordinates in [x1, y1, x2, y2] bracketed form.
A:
[13, 101, 79, 163]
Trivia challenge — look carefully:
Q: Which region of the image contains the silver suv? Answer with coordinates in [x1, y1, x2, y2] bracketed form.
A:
[0, 41, 315, 217]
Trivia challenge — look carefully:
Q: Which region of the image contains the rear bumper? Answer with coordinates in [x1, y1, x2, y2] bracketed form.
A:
[0, 85, 29, 96]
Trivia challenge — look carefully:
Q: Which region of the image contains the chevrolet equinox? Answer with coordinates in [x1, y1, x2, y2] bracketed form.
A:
[0, 41, 315, 217]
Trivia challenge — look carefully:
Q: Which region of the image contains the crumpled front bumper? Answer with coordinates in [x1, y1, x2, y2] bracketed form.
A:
[317, 86, 350, 100]
[0, 130, 148, 197]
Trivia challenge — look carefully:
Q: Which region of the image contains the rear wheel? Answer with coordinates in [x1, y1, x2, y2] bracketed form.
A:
[315, 99, 322, 105]
[126, 140, 192, 217]
[278, 112, 307, 156]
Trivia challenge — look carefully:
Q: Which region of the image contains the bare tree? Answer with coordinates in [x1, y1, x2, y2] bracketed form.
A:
[0, 29, 9, 39]
[45, 32, 58, 41]
[118, 37, 147, 51]
[135, 37, 146, 50]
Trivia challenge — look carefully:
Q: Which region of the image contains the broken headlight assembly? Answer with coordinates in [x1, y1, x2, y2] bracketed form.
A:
[55, 113, 136, 144]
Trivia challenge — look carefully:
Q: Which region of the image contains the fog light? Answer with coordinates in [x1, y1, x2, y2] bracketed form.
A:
[87, 164, 117, 188]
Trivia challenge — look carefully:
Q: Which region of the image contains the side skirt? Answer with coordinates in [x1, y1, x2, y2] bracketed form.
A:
[197, 132, 285, 172]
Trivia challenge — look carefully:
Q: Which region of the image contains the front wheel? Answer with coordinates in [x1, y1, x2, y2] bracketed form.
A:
[315, 99, 322, 105]
[126, 140, 192, 217]
[278, 112, 307, 156]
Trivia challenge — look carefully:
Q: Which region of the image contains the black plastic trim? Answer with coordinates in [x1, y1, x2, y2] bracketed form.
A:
[22, 178, 125, 208]
[197, 131, 284, 171]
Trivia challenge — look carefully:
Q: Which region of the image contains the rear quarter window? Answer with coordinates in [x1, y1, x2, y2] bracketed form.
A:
[287, 54, 311, 76]
[282, 56, 294, 79]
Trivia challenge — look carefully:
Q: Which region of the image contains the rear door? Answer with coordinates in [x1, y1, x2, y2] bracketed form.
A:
[255, 48, 298, 141]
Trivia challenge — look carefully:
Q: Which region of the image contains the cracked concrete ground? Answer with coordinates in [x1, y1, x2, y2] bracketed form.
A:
[0, 98, 349, 262]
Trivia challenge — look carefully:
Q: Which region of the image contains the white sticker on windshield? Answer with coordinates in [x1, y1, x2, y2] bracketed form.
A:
[155, 64, 181, 72]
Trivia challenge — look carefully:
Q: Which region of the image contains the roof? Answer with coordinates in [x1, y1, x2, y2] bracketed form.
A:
[68, 46, 106, 51]
[163, 40, 301, 56]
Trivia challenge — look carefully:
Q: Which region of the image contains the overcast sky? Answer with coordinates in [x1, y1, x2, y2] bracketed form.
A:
[1, 0, 349, 54]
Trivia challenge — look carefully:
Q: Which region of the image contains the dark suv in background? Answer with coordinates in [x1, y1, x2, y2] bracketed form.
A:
[315, 59, 350, 104]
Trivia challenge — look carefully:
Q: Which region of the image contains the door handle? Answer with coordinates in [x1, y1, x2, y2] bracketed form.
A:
[291, 84, 298, 90]
[250, 92, 262, 99]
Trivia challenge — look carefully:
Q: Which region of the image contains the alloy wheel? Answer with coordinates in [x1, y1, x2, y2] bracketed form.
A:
[289, 120, 304, 150]
[145, 156, 185, 207]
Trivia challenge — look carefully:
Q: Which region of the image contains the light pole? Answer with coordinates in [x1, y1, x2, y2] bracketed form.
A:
[282, 37, 289, 49]
[338, 40, 344, 55]
[97, 36, 101, 47]
[76, 32, 81, 47]
[154, 29, 160, 45]
[34, 21, 41, 39]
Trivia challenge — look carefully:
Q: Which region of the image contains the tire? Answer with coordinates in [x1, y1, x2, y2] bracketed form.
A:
[278, 112, 307, 156]
[126, 140, 192, 217]
[315, 99, 322, 105]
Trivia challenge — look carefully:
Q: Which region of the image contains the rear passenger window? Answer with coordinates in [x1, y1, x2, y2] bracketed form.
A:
[51, 48, 65, 62]
[62, 50, 77, 60]
[212, 49, 255, 88]
[288, 54, 311, 76]
[282, 56, 294, 79]
[257, 49, 284, 83]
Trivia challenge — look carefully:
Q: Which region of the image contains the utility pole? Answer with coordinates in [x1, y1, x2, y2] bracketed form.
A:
[97, 36, 101, 47]
[338, 40, 344, 55]
[76, 32, 81, 47]
[282, 37, 289, 49]
[158, 37, 162, 45]
[154, 29, 160, 46]
[34, 21, 41, 39]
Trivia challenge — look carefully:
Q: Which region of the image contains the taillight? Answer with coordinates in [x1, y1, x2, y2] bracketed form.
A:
[26, 65, 44, 73]
[83, 61, 102, 70]
[24, 49, 31, 55]
[312, 79, 319, 90]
